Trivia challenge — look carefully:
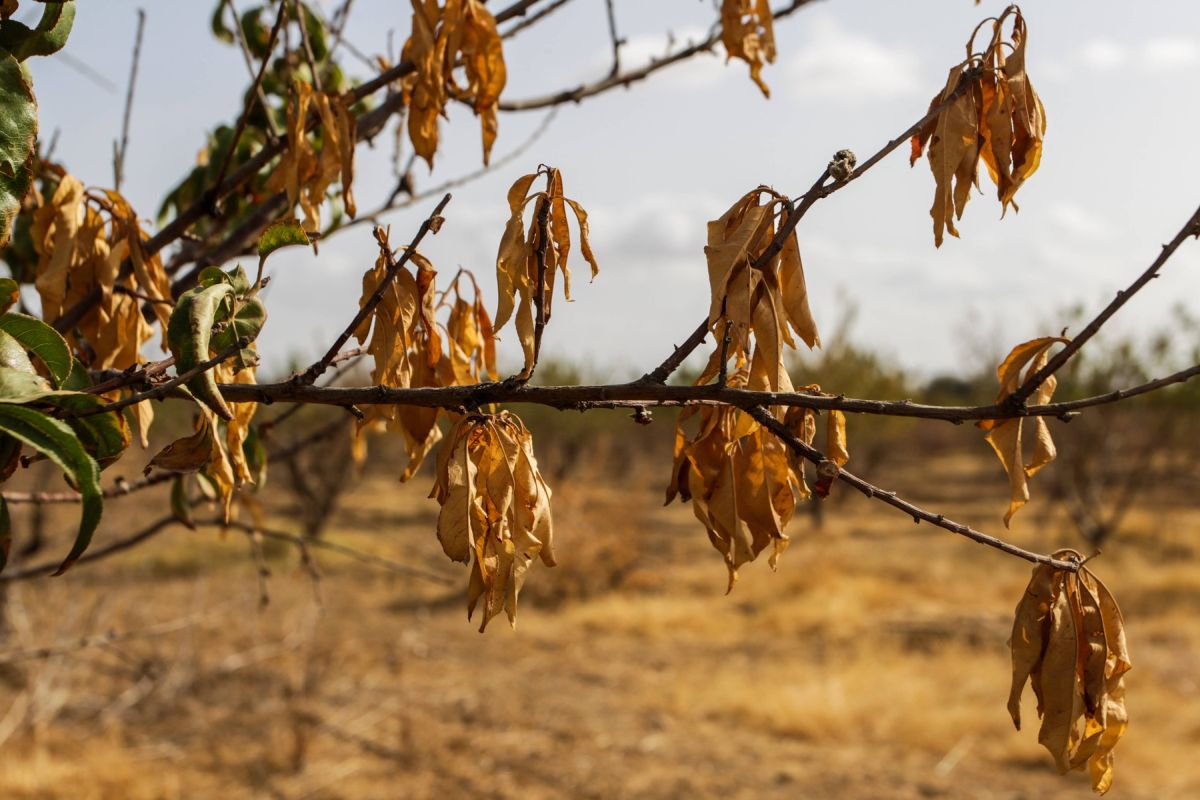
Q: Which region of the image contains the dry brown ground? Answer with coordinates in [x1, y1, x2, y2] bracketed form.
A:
[0, 449, 1197, 799]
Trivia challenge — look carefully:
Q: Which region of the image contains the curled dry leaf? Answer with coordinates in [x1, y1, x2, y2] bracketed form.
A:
[351, 228, 496, 480]
[720, 0, 776, 98]
[977, 335, 1067, 526]
[911, 5, 1046, 246]
[265, 80, 357, 233]
[145, 402, 238, 522]
[32, 175, 173, 369]
[705, 187, 820, 393]
[492, 166, 598, 378]
[1007, 551, 1130, 794]
[401, 0, 506, 167]
[666, 370, 846, 590]
[430, 410, 554, 631]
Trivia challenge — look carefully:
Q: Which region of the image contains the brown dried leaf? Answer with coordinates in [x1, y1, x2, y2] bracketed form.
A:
[979, 336, 1067, 526]
[720, 0, 776, 98]
[431, 411, 554, 631]
[1007, 555, 1131, 794]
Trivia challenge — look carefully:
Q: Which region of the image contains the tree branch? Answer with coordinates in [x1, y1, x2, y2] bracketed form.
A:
[1008, 202, 1200, 407]
[111, 8, 146, 193]
[743, 405, 1080, 570]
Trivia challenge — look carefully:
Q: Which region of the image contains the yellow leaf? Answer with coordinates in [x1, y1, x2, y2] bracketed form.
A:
[720, 0, 776, 98]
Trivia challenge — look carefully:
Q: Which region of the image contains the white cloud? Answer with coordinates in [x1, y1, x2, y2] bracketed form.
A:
[1077, 38, 1129, 70]
[1142, 37, 1200, 71]
[1047, 203, 1110, 240]
[784, 16, 921, 100]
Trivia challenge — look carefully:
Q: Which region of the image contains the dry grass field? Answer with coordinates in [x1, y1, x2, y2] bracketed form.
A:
[0, 430, 1198, 799]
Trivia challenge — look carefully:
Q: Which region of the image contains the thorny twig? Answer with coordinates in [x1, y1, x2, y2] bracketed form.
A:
[744, 405, 1080, 571]
[1008, 202, 1200, 408]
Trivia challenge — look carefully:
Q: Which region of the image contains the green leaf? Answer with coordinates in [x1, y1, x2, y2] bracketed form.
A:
[209, 295, 266, 368]
[257, 220, 310, 265]
[170, 475, 195, 529]
[59, 357, 92, 391]
[167, 281, 236, 420]
[0, 361, 47, 396]
[0, 328, 36, 376]
[0, 312, 72, 386]
[0, 403, 101, 575]
[0, 493, 10, 570]
[210, 0, 235, 44]
[0, 51, 36, 247]
[0, 1, 75, 61]
[0, 368, 131, 467]
[0, 277, 18, 313]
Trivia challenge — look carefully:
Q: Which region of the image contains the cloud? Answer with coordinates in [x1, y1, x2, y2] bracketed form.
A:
[1047, 203, 1110, 241]
[785, 16, 921, 100]
[1077, 38, 1129, 70]
[1142, 37, 1200, 71]
[1071, 35, 1199, 74]
[579, 27, 727, 91]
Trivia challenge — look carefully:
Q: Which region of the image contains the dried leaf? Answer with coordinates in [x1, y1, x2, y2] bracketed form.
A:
[430, 411, 554, 631]
[1007, 554, 1131, 794]
[720, 0, 776, 98]
[979, 336, 1067, 525]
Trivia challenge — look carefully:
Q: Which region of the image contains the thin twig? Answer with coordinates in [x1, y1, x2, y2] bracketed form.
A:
[210, 0, 289, 210]
[743, 405, 1080, 570]
[216, 520, 455, 586]
[227, 0, 282, 141]
[293, 0, 323, 92]
[1008, 202, 1200, 407]
[500, 0, 573, 39]
[640, 64, 984, 384]
[296, 195, 452, 386]
[70, 339, 248, 419]
[529, 186, 552, 374]
[497, 0, 816, 111]
[603, 0, 623, 78]
[112, 8, 146, 192]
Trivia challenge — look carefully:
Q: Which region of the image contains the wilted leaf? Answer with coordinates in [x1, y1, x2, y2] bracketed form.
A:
[0, 311, 72, 386]
[492, 167, 598, 378]
[978, 335, 1067, 525]
[911, 7, 1046, 244]
[1007, 552, 1131, 794]
[400, 0, 507, 167]
[167, 281, 236, 420]
[720, 0, 776, 98]
[430, 411, 554, 631]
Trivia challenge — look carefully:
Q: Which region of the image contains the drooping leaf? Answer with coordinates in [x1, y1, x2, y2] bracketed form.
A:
[978, 336, 1067, 525]
[430, 411, 554, 631]
[1007, 554, 1132, 794]
[0, 277, 18, 313]
[0, 51, 36, 247]
[166, 281, 236, 420]
[720, 0, 776, 98]
[0, 402, 101, 574]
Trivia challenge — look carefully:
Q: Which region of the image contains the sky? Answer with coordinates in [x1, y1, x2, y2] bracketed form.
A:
[21, 0, 1200, 380]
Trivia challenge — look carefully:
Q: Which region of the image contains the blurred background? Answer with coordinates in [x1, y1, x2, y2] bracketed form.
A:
[2, 1, 1199, 797]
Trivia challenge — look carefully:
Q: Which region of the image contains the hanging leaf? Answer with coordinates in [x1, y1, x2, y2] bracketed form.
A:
[720, 0, 776, 98]
[430, 411, 554, 631]
[167, 281, 236, 420]
[1007, 552, 1131, 794]
[978, 335, 1067, 526]
[0, 403, 101, 574]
